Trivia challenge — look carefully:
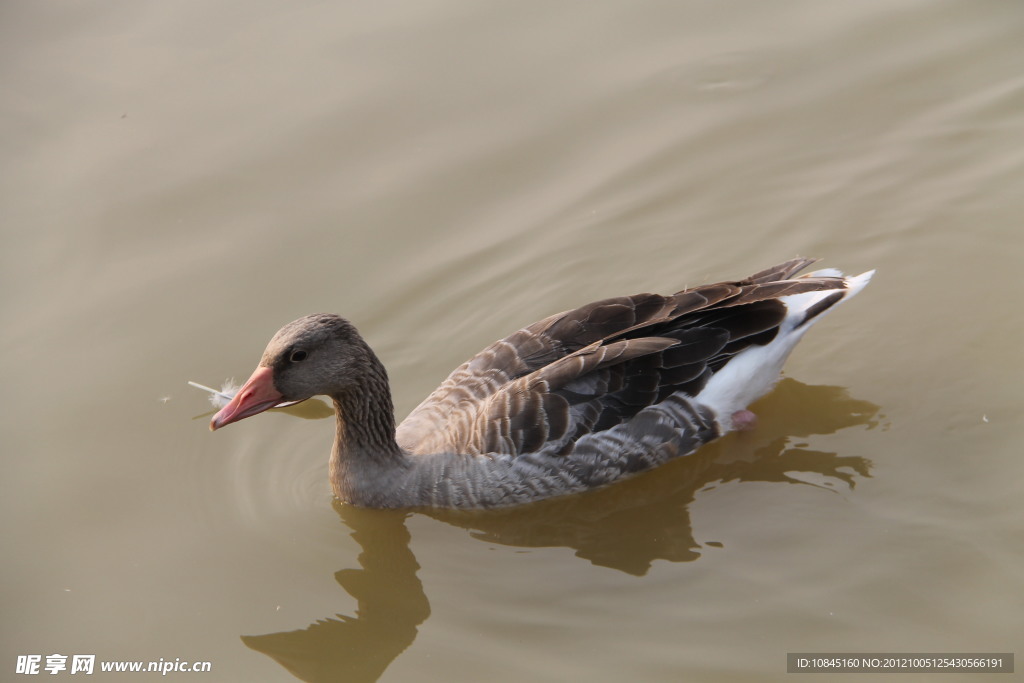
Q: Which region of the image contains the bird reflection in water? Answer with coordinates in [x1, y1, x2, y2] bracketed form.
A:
[241, 506, 428, 682]
[242, 379, 878, 682]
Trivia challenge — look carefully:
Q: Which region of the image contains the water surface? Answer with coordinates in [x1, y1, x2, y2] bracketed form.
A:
[3, 1, 1022, 681]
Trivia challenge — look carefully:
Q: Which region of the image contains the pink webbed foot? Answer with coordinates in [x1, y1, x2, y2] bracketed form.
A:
[730, 409, 758, 432]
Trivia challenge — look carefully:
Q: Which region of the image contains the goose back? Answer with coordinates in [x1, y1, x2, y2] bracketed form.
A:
[395, 258, 845, 462]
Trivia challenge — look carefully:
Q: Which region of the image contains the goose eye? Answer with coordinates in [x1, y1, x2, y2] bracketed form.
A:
[289, 349, 308, 363]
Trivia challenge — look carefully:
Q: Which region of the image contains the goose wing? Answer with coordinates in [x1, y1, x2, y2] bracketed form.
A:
[396, 258, 842, 457]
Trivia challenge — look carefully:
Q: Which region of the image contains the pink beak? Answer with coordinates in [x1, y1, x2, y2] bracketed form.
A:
[210, 366, 285, 431]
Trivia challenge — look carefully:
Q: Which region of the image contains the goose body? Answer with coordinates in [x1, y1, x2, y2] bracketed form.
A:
[211, 258, 872, 509]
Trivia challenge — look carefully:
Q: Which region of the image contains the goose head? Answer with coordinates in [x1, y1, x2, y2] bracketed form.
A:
[210, 314, 371, 430]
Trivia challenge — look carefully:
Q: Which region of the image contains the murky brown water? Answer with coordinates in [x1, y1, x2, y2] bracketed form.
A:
[3, 1, 1022, 681]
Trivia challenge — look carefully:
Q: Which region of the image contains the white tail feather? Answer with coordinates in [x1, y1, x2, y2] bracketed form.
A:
[696, 269, 873, 430]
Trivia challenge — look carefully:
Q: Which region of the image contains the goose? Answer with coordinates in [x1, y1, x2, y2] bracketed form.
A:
[210, 258, 872, 508]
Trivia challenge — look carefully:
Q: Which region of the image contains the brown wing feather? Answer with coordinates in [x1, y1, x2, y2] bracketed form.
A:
[396, 259, 846, 457]
[459, 337, 679, 456]
[736, 257, 818, 285]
